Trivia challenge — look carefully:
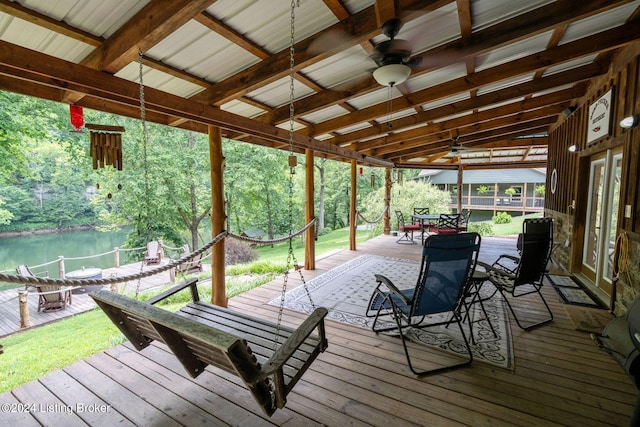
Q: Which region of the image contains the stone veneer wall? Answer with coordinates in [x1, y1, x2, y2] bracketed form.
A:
[545, 209, 572, 273]
[546, 209, 640, 315]
[613, 233, 640, 315]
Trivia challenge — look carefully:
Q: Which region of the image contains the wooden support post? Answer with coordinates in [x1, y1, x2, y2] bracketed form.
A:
[18, 290, 29, 329]
[114, 247, 120, 268]
[209, 125, 227, 307]
[305, 149, 315, 270]
[457, 165, 464, 214]
[384, 168, 391, 235]
[350, 160, 357, 251]
[58, 256, 65, 279]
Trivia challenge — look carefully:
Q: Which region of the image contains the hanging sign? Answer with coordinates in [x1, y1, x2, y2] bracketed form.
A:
[587, 88, 613, 145]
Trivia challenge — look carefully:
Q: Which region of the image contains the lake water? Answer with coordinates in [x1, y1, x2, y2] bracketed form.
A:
[0, 228, 132, 277]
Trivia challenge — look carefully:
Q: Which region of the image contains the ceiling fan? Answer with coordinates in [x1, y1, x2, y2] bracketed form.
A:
[370, 18, 422, 87]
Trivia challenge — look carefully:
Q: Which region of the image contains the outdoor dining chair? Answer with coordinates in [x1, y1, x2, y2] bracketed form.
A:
[366, 232, 481, 375]
[395, 210, 421, 244]
[432, 213, 461, 235]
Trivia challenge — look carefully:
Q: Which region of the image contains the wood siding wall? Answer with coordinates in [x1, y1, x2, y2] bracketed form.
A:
[547, 42, 640, 313]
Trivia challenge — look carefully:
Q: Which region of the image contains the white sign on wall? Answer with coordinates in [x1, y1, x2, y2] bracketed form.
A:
[587, 88, 613, 145]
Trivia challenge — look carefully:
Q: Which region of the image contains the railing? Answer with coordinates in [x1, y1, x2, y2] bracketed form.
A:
[448, 195, 544, 210]
[1, 243, 198, 280]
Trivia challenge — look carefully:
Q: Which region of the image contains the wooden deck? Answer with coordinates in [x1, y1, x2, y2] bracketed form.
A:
[0, 260, 210, 337]
[0, 234, 637, 426]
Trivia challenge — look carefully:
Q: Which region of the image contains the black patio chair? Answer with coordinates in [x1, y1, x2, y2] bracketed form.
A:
[413, 207, 432, 243]
[395, 210, 421, 244]
[477, 217, 554, 330]
[431, 213, 461, 235]
[366, 233, 481, 375]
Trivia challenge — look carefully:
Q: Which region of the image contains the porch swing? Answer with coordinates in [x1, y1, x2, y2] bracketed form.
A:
[90, 0, 328, 416]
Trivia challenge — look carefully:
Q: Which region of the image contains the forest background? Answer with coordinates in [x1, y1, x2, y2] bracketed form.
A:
[0, 91, 451, 255]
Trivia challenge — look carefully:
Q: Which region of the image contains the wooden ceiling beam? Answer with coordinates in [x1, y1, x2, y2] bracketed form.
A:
[81, 0, 215, 73]
[333, 85, 581, 146]
[260, 0, 634, 128]
[191, 0, 448, 105]
[194, 12, 271, 60]
[350, 103, 566, 153]
[0, 40, 393, 167]
[0, 0, 103, 47]
[311, 62, 603, 137]
[323, 0, 351, 21]
[306, 22, 635, 137]
[387, 125, 551, 161]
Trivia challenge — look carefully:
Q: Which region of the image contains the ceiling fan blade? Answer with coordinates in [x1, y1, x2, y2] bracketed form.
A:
[307, 27, 355, 55]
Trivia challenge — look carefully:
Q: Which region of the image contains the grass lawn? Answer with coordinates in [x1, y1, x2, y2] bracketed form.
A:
[0, 227, 377, 393]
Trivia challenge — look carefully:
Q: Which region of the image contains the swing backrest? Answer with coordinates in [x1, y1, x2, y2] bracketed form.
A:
[90, 280, 328, 416]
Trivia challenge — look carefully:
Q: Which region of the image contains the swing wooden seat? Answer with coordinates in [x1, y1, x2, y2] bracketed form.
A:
[90, 278, 328, 416]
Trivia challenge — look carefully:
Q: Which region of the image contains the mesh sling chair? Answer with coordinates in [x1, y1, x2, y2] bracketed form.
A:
[477, 217, 554, 330]
[395, 210, 421, 244]
[366, 233, 481, 375]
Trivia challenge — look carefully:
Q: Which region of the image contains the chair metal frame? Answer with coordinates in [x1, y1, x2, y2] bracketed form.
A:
[478, 217, 554, 330]
[395, 210, 421, 244]
[366, 233, 481, 375]
[432, 213, 461, 235]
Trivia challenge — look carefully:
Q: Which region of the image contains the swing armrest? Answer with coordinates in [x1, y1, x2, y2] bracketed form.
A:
[259, 307, 328, 377]
[146, 278, 200, 305]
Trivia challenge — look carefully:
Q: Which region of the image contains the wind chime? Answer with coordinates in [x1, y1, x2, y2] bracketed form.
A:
[68, 105, 126, 171]
[86, 124, 125, 170]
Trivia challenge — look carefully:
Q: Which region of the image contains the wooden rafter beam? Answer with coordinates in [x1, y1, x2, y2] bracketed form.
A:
[190, 0, 449, 106]
[0, 0, 103, 47]
[81, 0, 216, 73]
[194, 12, 270, 60]
[0, 40, 393, 168]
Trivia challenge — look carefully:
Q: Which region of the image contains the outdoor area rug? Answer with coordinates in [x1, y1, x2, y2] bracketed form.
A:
[546, 274, 607, 309]
[270, 254, 514, 370]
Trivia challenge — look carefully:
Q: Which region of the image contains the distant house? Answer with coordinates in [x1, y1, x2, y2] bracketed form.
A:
[414, 168, 546, 219]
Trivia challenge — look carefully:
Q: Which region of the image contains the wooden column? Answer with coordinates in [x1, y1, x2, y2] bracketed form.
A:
[209, 125, 227, 307]
[305, 149, 315, 270]
[384, 168, 391, 235]
[457, 165, 464, 213]
[18, 290, 29, 328]
[350, 160, 357, 250]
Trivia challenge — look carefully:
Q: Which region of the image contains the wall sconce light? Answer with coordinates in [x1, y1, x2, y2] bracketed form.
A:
[568, 144, 579, 152]
[620, 114, 640, 129]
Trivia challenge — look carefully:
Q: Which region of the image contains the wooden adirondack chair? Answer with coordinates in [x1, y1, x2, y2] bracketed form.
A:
[144, 240, 163, 265]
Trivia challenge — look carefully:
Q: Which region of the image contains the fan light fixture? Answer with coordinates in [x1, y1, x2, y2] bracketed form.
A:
[620, 114, 640, 129]
[373, 63, 411, 87]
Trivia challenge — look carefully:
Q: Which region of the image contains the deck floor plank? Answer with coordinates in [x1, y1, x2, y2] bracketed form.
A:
[0, 235, 637, 426]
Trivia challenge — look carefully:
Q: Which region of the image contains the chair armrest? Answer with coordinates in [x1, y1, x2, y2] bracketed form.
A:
[146, 278, 200, 305]
[260, 307, 329, 376]
[494, 254, 520, 265]
[374, 274, 412, 305]
[476, 261, 516, 280]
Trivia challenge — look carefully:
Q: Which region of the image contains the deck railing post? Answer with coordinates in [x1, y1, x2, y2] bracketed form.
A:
[58, 256, 65, 279]
[114, 247, 120, 268]
[18, 290, 29, 329]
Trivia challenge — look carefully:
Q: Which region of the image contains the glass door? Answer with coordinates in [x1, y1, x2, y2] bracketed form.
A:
[581, 150, 622, 295]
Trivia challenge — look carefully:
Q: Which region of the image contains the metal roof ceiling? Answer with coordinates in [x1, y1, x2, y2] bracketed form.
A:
[0, 0, 638, 169]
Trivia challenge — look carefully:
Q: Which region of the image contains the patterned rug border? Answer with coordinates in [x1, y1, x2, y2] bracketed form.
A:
[271, 254, 514, 370]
